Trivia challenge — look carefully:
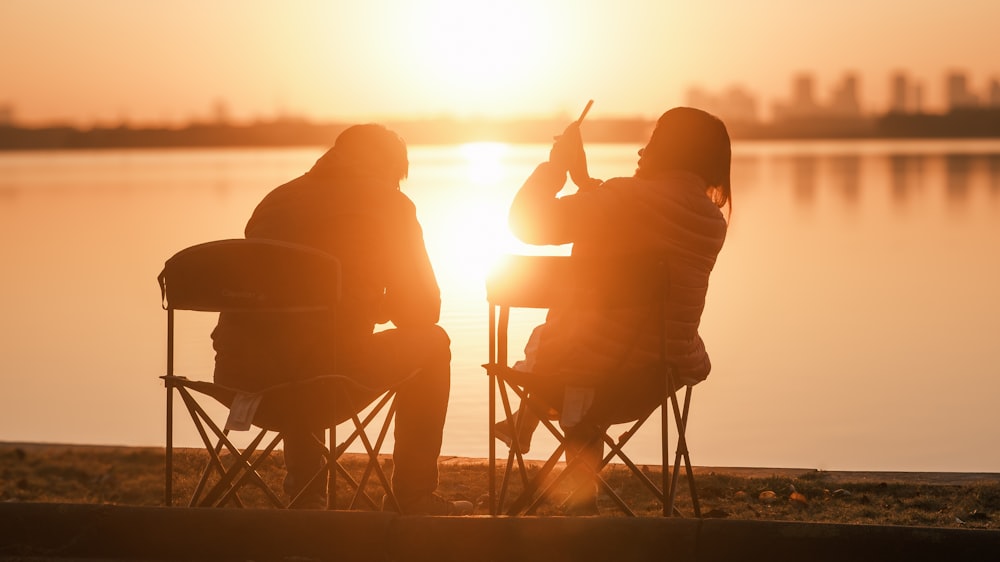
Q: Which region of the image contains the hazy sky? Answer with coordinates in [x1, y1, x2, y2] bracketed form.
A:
[2, 0, 998, 126]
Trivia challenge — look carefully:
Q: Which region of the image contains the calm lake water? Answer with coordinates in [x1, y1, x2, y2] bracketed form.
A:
[1, 140, 998, 473]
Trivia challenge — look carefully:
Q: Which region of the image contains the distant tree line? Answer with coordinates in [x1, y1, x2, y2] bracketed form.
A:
[2, 110, 999, 150]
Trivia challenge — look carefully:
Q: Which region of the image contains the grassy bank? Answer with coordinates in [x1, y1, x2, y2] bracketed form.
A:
[2, 442, 998, 529]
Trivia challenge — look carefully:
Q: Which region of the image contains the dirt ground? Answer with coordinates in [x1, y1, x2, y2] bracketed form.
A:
[3, 442, 999, 528]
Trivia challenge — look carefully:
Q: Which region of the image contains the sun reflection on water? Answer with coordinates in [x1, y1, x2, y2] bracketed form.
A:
[414, 142, 531, 292]
[459, 142, 509, 186]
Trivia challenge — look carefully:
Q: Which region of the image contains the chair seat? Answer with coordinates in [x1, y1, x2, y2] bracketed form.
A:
[163, 374, 386, 432]
[485, 364, 673, 427]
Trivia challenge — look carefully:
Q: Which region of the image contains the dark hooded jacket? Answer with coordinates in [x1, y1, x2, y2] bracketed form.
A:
[211, 153, 440, 390]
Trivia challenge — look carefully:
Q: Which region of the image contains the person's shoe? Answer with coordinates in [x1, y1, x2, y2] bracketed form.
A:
[391, 493, 474, 516]
[563, 495, 599, 516]
[493, 421, 530, 454]
[563, 485, 600, 516]
[288, 493, 328, 510]
[493, 412, 534, 454]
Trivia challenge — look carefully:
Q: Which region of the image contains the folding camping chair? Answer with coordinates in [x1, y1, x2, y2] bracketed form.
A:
[158, 238, 404, 511]
[484, 254, 702, 517]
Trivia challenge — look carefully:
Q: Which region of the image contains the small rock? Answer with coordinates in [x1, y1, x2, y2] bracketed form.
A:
[965, 510, 990, 522]
[703, 508, 730, 518]
[789, 491, 808, 508]
[758, 490, 778, 504]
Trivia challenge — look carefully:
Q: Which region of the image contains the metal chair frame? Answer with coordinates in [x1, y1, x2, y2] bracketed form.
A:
[484, 254, 702, 517]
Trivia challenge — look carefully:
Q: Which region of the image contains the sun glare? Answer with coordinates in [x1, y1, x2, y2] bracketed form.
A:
[459, 142, 509, 185]
[423, 142, 522, 288]
[399, 2, 548, 113]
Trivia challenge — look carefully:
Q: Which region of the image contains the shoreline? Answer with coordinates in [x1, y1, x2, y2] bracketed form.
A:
[6, 440, 999, 487]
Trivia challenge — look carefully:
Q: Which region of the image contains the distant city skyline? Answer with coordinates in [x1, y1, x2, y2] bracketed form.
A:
[686, 68, 1000, 126]
[3, 67, 998, 130]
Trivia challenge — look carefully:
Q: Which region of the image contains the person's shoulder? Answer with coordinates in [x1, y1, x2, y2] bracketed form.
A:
[375, 189, 419, 219]
[391, 188, 417, 206]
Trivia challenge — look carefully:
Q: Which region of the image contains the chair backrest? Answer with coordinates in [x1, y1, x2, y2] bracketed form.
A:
[158, 238, 341, 313]
[485, 254, 669, 311]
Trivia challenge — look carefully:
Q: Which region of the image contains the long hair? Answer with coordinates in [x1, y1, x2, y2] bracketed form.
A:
[637, 107, 732, 217]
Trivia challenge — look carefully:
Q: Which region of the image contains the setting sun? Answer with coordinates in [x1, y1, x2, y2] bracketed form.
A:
[396, 2, 553, 115]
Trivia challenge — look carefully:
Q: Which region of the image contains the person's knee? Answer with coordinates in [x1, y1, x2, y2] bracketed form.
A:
[396, 324, 450, 366]
[395, 324, 451, 382]
[424, 324, 451, 359]
[419, 325, 451, 382]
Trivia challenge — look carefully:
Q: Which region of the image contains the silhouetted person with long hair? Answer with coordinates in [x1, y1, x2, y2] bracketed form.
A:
[211, 124, 471, 515]
[499, 107, 731, 514]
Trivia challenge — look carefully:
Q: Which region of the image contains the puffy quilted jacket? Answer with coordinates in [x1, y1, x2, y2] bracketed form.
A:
[509, 162, 727, 387]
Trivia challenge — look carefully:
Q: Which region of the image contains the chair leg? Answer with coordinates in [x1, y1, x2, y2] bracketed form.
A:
[511, 441, 565, 515]
[601, 420, 664, 503]
[496, 378, 532, 510]
[662, 394, 671, 517]
[494, 378, 699, 517]
[488, 363, 496, 515]
[168, 378, 410, 512]
[342, 395, 397, 511]
[677, 386, 700, 517]
[521, 432, 636, 517]
[317, 387, 402, 512]
[190, 437, 230, 507]
[177, 388, 283, 508]
[327, 425, 336, 510]
[495, 375, 644, 517]
[211, 432, 285, 508]
[497, 375, 573, 515]
[488, 371, 535, 514]
[165, 385, 174, 507]
[667, 384, 700, 517]
[348, 398, 398, 511]
[176, 390, 245, 507]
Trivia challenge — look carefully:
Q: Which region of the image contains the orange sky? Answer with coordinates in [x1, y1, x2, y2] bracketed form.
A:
[1, 0, 998, 126]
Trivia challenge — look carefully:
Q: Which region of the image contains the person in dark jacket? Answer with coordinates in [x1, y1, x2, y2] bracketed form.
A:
[498, 107, 731, 514]
[211, 124, 470, 515]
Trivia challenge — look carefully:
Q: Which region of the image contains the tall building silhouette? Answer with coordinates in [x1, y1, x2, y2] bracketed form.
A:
[946, 70, 979, 110]
[685, 84, 759, 123]
[0, 104, 13, 127]
[890, 72, 910, 113]
[791, 73, 819, 115]
[772, 72, 863, 121]
[913, 82, 925, 114]
[772, 73, 818, 121]
[889, 71, 926, 114]
[829, 73, 861, 116]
